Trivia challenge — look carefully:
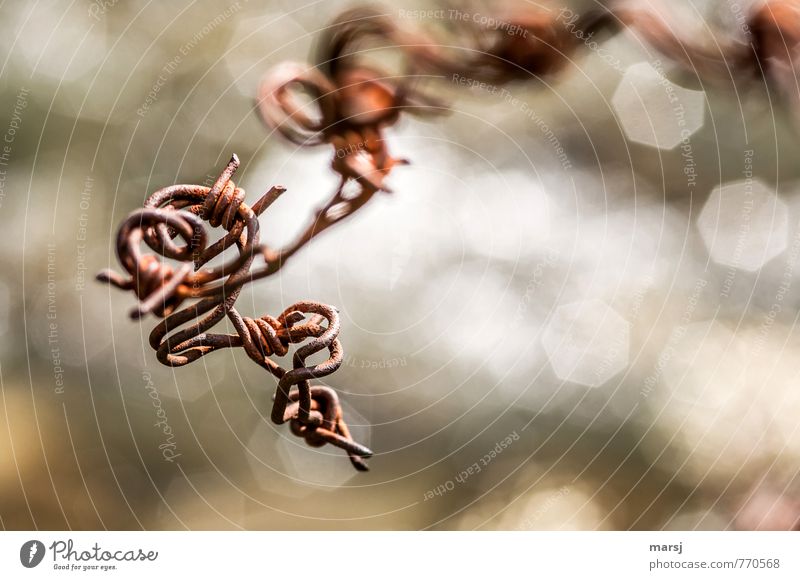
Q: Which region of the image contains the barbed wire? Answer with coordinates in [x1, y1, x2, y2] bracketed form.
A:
[101, 0, 799, 476]
[98, 154, 372, 471]
[258, 1, 800, 137]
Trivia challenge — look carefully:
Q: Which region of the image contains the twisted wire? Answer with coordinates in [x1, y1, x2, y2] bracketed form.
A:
[98, 154, 372, 471]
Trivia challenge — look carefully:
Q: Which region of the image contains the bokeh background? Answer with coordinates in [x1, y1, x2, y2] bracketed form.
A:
[2, 0, 800, 530]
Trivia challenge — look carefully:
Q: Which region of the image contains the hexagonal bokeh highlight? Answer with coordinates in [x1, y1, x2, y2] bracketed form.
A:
[697, 179, 789, 271]
[275, 398, 371, 489]
[246, 397, 371, 494]
[612, 62, 705, 150]
[245, 418, 300, 497]
[541, 299, 630, 388]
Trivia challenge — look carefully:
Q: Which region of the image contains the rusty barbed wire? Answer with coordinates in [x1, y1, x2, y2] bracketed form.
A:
[98, 154, 372, 471]
[258, 0, 800, 148]
[255, 7, 456, 242]
[608, 0, 800, 108]
[256, 60, 411, 246]
[251, 5, 626, 258]
[99, 0, 800, 478]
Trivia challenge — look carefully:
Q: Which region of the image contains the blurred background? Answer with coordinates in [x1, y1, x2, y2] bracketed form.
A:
[2, 0, 800, 530]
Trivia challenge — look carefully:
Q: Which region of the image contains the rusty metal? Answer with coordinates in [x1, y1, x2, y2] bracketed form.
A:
[251, 7, 618, 268]
[606, 0, 800, 104]
[255, 61, 404, 265]
[255, 7, 452, 245]
[98, 154, 372, 471]
[259, 2, 800, 124]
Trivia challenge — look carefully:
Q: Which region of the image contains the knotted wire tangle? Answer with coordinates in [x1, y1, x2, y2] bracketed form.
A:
[97, 154, 372, 471]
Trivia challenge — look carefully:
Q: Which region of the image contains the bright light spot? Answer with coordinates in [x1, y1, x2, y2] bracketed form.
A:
[541, 299, 630, 388]
[697, 179, 788, 272]
[612, 62, 705, 150]
[273, 398, 371, 489]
